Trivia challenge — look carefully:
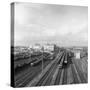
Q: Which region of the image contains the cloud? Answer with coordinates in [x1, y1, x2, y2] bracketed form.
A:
[14, 3, 88, 46]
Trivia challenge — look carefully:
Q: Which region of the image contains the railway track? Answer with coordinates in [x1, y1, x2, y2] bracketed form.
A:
[15, 54, 49, 80]
[27, 51, 64, 86]
[15, 57, 53, 87]
[14, 55, 43, 76]
[15, 51, 62, 87]
[15, 50, 87, 87]
[26, 51, 63, 86]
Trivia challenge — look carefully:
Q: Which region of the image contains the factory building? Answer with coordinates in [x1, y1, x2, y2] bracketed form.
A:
[32, 44, 42, 52]
[75, 51, 80, 59]
[43, 44, 54, 53]
[72, 47, 83, 59]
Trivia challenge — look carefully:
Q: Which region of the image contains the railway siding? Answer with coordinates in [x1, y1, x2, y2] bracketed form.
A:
[59, 69, 64, 85]
[50, 66, 59, 85]
[67, 64, 73, 84]
[27, 52, 63, 86]
[15, 50, 88, 87]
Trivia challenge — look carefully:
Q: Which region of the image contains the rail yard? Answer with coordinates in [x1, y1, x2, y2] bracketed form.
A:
[13, 45, 88, 87]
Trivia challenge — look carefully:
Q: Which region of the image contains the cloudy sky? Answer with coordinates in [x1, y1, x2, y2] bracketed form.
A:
[14, 2, 88, 46]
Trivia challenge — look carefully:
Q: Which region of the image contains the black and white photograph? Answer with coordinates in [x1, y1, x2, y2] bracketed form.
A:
[11, 2, 88, 87]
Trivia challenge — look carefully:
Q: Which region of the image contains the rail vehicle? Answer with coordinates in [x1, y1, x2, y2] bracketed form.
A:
[58, 51, 74, 68]
[30, 59, 42, 66]
[30, 52, 42, 58]
[58, 52, 65, 68]
[30, 53, 55, 66]
[14, 51, 43, 68]
[63, 52, 68, 64]
[14, 54, 54, 68]
[64, 59, 67, 64]
[30, 56, 45, 66]
[64, 51, 74, 63]
[30, 57, 52, 66]
[46, 54, 55, 60]
[14, 52, 31, 61]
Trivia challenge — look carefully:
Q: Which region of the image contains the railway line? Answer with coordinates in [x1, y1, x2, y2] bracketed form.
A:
[15, 53, 52, 80]
[35, 52, 63, 86]
[15, 58, 53, 87]
[14, 50, 88, 87]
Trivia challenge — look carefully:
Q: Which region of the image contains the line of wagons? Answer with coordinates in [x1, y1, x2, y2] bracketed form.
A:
[14, 49, 74, 69]
[58, 51, 74, 68]
[14, 51, 56, 69]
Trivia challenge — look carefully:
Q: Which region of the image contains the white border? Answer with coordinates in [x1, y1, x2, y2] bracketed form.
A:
[0, 0, 89, 90]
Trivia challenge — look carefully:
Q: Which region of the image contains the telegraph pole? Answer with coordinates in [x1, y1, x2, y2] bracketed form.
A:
[42, 46, 44, 73]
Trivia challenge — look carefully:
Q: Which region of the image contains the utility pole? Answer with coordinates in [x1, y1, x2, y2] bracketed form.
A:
[42, 46, 44, 73]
